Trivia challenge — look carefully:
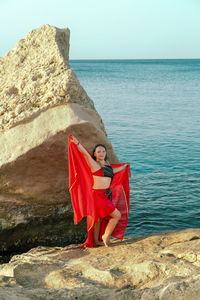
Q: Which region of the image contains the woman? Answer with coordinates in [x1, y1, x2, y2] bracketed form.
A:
[68, 134, 131, 248]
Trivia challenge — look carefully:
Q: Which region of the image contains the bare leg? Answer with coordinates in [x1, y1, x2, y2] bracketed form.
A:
[102, 209, 121, 247]
[93, 219, 104, 246]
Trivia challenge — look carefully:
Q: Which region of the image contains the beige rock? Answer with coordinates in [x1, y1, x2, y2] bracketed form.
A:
[0, 25, 119, 253]
[0, 24, 97, 133]
[0, 229, 200, 299]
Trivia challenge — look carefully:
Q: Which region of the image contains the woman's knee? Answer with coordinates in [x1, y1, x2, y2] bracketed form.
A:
[116, 209, 121, 220]
[112, 209, 121, 220]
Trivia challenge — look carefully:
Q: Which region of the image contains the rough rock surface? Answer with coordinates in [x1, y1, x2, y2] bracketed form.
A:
[0, 229, 200, 299]
[0, 24, 96, 132]
[0, 25, 119, 253]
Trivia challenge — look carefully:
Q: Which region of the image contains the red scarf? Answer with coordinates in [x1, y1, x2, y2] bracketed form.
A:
[68, 135, 131, 247]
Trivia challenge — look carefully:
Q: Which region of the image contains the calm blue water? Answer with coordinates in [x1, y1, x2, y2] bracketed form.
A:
[69, 59, 200, 237]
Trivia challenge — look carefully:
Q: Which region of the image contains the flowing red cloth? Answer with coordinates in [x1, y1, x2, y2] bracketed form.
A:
[68, 135, 131, 248]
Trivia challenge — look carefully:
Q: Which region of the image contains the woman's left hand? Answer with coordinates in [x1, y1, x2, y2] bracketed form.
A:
[124, 163, 130, 168]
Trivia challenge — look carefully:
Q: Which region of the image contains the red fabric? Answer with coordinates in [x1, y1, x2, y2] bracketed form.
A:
[68, 135, 131, 248]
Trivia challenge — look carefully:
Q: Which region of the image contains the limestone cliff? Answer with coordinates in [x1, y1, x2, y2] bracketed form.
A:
[0, 25, 119, 253]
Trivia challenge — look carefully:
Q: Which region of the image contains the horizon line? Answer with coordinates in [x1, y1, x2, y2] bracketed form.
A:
[69, 57, 200, 61]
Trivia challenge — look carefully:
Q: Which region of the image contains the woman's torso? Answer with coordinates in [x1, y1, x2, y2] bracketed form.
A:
[93, 175, 111, 189]
[92, 165, 114, 189]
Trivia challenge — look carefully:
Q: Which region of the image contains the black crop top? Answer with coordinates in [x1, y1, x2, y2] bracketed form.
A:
[102, 165, 114, 179]
[92, 165, 114, 181]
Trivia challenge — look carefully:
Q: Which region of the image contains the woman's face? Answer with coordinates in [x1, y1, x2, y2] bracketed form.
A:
[94, 146, 107, 161]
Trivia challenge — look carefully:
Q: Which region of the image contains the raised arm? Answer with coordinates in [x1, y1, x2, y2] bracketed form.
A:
[70, 135, 98, 171]
[113, 163, 130, 174]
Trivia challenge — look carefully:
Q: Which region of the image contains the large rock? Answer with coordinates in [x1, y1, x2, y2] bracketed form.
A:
[0, 229, 200, 299]
[0, 25, 119, 253]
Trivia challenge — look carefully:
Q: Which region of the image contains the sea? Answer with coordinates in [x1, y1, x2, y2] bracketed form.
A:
[69, 59, 200, 238]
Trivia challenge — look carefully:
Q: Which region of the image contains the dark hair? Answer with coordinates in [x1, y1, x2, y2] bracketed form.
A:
[92, 144, 108, 161]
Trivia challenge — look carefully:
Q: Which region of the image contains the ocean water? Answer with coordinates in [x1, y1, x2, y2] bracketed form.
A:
[69, 59, 200, 237]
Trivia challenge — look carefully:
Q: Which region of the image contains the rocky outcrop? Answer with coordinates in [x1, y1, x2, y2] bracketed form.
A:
[0, 24, 96, 133]
[0, 229, 200, 299]
[0, 25, 119, 253]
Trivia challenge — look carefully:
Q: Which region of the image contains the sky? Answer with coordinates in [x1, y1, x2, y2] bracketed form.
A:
[0, 0, 200, 59]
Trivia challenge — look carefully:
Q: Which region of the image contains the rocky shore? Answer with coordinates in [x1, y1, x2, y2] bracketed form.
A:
[0, 228, 200, 299]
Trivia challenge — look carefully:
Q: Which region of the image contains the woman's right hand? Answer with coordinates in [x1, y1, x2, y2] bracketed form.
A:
[71, 135, 79, 145]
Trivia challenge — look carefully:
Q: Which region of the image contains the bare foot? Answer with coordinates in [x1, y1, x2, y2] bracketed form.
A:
[102, 235, 110, 247]
[93, 241, 104, 247]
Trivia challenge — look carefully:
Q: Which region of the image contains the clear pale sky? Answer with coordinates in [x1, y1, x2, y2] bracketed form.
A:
[0, 0, 200, 59]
